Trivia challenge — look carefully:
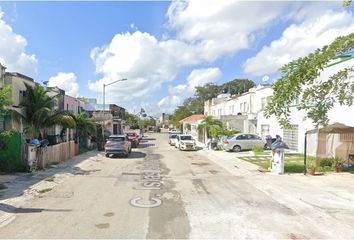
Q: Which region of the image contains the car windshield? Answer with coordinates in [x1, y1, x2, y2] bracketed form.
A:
[180, 136, 192, 140]
[170, 135, 177, 139]
[108, 137, 125, 142]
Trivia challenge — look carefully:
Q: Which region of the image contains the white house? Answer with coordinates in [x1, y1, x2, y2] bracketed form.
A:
[205, 55, 354, 156]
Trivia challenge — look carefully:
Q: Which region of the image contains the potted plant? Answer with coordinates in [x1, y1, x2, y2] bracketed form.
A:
[306, 161, 316, 175]
[332, 158, 345, 172]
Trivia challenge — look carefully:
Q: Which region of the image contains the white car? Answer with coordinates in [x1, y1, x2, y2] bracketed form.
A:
[169, 134, 178, 146]
[175, 134, 197, 151]
[168, 128, 180, 134]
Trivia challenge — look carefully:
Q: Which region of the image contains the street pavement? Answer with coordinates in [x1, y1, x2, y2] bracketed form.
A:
[0, 133, 354, 239]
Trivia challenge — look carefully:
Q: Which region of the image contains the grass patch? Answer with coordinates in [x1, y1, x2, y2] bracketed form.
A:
[44, 176, 55, 182]
[38, 188, 53, 194]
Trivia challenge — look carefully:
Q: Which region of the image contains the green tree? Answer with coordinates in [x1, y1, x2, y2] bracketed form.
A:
[265, 33, 354, 128]
[71, 112, 96, 139]
[124, 112, 139, 129]
[170, 106, 192, 128]
[197, 116, 223, 139]
[20, 83, 73, 138]
[0, 85, 12, 110]
[221, 79, 255, 95]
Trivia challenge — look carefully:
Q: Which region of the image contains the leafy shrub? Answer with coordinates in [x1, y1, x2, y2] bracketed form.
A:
[319, 158, 333, 167]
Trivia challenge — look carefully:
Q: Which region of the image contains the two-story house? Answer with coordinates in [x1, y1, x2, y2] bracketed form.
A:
[0, 65, 36, 133]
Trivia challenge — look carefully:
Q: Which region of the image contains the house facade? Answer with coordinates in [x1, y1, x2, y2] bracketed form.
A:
[0, 69, 36, 133]
[179, 114, 205, 142]
[205, 56, 354, 156]
[82, 101, 126, 137]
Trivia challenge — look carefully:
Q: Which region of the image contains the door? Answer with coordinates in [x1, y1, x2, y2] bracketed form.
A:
[113, 124, 118, 135]
[283, 125, 298, 151]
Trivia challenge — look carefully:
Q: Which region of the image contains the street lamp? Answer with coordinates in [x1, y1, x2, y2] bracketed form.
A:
[101, 78, 127, 139]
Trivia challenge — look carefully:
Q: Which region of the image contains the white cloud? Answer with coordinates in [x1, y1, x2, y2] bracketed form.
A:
[157, 95, 182, 114]
[0, 10, 37, 77]
[187, 67, 222, 92]
[167, 0, 292, 61]
[244, 10, 354, 76]
[47, 72, 79, 97]
[159, 67, 222, 114]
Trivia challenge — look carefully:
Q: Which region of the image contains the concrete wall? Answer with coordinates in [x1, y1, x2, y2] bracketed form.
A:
[64, 95, 79, 114]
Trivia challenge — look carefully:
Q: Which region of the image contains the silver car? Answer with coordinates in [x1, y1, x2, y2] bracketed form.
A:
[104, 135, 132, 158]
[222, 133, 266, 152]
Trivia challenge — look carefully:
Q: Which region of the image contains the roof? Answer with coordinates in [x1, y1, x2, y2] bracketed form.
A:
[179, 114, 205, 123]
[5, 72, 34, 82]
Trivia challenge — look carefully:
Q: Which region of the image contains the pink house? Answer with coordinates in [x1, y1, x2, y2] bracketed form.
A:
[64, 95, 79, 114]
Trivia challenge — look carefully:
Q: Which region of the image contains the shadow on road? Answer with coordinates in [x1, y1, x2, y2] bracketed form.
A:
[138, 143, 155, 148]
[0, 203, 71, 213]
[0, 150, 99, 201]
[108, 151, 147, 159]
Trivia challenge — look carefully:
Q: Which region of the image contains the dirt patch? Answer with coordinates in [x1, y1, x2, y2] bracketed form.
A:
[95, 223, 110, 229]
[191, 162, 210, 166]
[104, 212, 115, 217]
[209, 170, 219, 175]
[38, 188, 53, 194]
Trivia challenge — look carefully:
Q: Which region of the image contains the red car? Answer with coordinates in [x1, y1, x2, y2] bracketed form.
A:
[124, 131, 139, 148]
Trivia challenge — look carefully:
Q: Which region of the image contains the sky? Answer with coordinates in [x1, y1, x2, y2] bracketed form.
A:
[0, 0, 354, 116]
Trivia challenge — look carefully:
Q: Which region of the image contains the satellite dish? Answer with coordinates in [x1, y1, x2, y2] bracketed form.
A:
[262, 75, 269, 82]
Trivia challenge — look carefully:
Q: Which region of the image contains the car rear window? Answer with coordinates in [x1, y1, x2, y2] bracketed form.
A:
[126, 133, 136, 136]
[108, 137, 125, 142]
[180, 136, 192, 140]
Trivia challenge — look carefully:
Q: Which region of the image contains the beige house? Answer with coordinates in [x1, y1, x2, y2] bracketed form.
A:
[0, 64, 35, 133]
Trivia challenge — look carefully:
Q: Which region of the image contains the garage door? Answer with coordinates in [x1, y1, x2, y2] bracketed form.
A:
[283, 125, 298, 151]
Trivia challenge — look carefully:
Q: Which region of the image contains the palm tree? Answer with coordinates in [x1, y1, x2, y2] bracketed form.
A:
[71, 112, 96, 140]
[20, 83, 74, 139]
[198, 116, 223, 140]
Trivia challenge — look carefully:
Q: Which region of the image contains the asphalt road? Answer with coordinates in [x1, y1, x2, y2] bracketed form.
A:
[0, 133, 354, 239]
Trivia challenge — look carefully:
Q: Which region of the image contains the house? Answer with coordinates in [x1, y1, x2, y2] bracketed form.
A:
[82, 101, 126, 137]
[179, 114, 205, 142]
[204, 85, 273, 134]
[205, 56, 354, 159]
[0, 65, 35, 133]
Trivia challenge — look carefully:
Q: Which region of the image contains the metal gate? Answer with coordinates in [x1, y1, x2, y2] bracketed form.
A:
[283, 125, 298, 151]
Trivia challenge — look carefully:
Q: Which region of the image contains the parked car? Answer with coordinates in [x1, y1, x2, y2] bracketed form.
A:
[222, 133, 266, 152]
[104, 135, 132, 158]
[168, 128, 179, 134]
[124, 131, 140, 148]
[168, 134, 178, 146]
[175, 134, 197, 151]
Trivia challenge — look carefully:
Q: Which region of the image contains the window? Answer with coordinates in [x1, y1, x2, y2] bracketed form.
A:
[236, 134, 247, 140]
[261, 97, 267, 110]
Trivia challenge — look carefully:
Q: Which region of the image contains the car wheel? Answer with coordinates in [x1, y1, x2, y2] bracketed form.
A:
[233, 145, 241, 152]
[105, 153, 109, 157]
[264, 144, 270, 150]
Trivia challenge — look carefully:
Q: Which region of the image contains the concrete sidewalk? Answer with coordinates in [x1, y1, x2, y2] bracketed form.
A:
[197, 146, 354, 235]
[0, 151, 100, 227]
